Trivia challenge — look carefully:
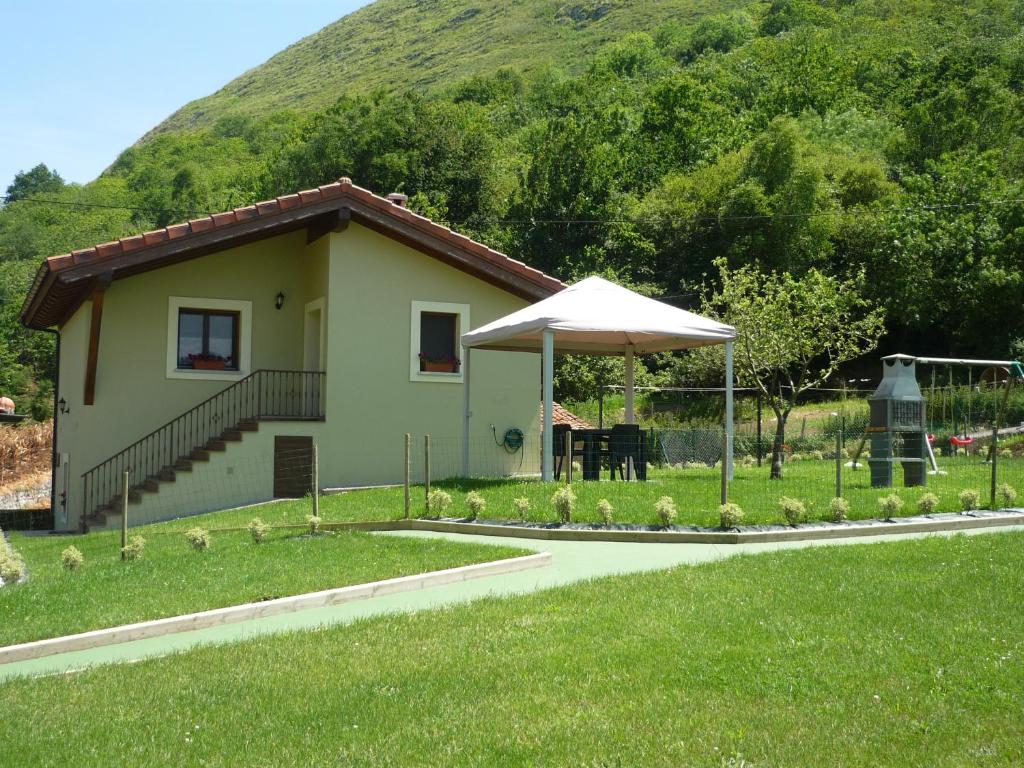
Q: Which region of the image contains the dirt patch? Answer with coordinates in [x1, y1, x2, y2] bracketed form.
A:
[0, 421, 51, 489]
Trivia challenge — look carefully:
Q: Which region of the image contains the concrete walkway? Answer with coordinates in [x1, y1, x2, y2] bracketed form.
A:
[2, 525, 1020, 680]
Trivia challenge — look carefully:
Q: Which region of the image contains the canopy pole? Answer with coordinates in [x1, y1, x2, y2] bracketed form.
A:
[462, 347, 472, 478]
[624, 345, 635, 425]
[725, 340, 734, 480]
[542, 330, 554, 481]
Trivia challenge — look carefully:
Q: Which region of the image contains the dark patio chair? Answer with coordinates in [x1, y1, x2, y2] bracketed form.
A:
[609, 424, 647, 480]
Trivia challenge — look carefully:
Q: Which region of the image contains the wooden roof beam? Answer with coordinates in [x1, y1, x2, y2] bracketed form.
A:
[83, 273, 113, 406]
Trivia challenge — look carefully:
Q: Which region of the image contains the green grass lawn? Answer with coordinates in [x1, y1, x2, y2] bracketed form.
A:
[1, 532, 1020, 766]
[229, 455, 1024, 530]
[0, 520, 525, 647]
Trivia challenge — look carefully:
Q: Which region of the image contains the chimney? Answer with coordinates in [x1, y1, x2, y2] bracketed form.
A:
[387, 192, 408, 208]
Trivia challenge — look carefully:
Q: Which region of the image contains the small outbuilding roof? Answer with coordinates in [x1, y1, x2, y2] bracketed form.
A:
[462, 276, 735, 354]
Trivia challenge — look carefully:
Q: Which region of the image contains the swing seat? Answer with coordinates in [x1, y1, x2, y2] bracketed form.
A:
[949, 436, 974, 447]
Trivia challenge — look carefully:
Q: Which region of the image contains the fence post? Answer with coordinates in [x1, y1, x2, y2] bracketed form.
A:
[424, 435, 431, 509]
[990, 425, 999, 510]
[404, 433, 411, 520]
[720, 429, 729, 505]
[120, 469, 130, 560]
[312, 442, 320, 519]
[565, 430, 573, 485]
[756, 394, 763, 467]
[835, 426, 843, 499]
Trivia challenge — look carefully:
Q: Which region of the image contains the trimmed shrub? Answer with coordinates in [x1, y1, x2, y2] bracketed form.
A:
[248, 518, 270, 544]
[121, 535, 146, 561]
[1000, 447, 1013, 459]
[998, 483, 1017, 508]
[551, 486, 576, 524]
[426, 489, 453, 517]
[959, 488, 981, 512]
[778, 496, 805, 526]
[512, 497, 531, 520]
[597, 498, 614, 526]
[60, 545, 84, 571]
[917, 493, 940, 515]
[829, 497, 849, 522]
[185, 527, 210, 551]
[306, 515, 322, 535]
[0, 552, 25, 584]
[878, 493, 903, 520]
[465, 491, 486, 520]
[719, 503, 744, 529]
[655, 496, 677, 528]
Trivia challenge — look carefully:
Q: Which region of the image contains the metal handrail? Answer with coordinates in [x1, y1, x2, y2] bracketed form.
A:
[82, 369, 324, 520]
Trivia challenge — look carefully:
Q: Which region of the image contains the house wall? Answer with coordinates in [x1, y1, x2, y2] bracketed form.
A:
[55, 230, 315, 527]
[55, 222, 542, 529]
[318, 224, 541, 487]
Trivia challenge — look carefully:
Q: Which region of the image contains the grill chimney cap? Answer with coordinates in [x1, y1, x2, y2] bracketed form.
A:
[387, 192, 409, 207]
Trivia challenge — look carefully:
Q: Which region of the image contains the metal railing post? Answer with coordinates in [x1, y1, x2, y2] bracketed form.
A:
[404, 433, 411, 519]
[120, 469, 130, 559]
[835, 426, 843, 499]
[991, 425, 999, 510]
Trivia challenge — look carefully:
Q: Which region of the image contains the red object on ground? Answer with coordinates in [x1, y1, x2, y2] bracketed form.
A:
[949, 435, 974, 447]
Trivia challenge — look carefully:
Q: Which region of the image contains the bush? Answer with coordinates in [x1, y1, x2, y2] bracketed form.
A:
[959, 489, 981, 512]
[778, 496, 806, 526]
[829, 497, 849, 522]
[551, 486, 576, 524]
[60, 545, 84, 571]
[465, 491, 486, 520]
[121, 535, 146, 561]
[426, 489, 453, 517]
[248, 518, 270, 544]
[878, 493, 904, 520]
[512, 497, 531, 520]
[655, 496, 677, 528]
[0, 530, 26, 584]
[185, 527, 210, 551]
[719, 503, 744, 529]
[1000, 447, 1013, 459]
[306, 515, 322, 535]
[998, 483, 1017, 508]
[597, 498, 614, 526]
[917, 493, 940, 515]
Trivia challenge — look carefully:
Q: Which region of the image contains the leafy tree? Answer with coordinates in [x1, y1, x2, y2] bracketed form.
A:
[4, 164, 64, 204]
[701, 259, 885, 478]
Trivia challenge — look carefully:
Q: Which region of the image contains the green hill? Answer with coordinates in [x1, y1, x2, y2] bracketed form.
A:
[149, 0, 745, 136]
[4, 0, 1024, 413]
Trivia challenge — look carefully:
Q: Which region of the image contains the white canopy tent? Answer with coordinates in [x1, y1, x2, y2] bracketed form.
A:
[461, 276, 737, 480]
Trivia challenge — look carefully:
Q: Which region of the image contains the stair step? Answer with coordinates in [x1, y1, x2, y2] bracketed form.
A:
[190, 449, 211, 462]
[141, 478, 161, 493]
[111, 490, 143, 506]
[174, 459, 193, 472]
[221, 429, 243, 442]
[158, 467, 177, 482]
[206, 439, 227, 451]
[237, 420, 259, 432]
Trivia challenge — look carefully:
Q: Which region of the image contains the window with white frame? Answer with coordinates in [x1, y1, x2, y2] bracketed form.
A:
[410, 301, 469, 383]
[167, 297, 252, 381]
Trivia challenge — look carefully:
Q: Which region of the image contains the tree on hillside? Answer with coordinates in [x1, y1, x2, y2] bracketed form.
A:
[4, 164, 64, 204]
[701, 259, 885, 479]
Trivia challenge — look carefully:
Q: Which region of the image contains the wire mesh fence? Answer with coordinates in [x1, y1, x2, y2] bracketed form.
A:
[403, 425, 1024, 527]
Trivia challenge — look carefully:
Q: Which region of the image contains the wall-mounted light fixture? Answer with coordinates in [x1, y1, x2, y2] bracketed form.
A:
[58, 397, 70, 415]
[275, 292, 285, 310]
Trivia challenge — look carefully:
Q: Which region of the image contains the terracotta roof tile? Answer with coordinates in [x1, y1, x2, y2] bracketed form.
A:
[297, 189, 322, 204]
[189, 217, 214, 233]
[277, 194, 301, 210]
[142, 230, 168, 246]
[210, 212, 237, 227]
[234, 206, 258, 221]
[94, 241, 121, 259]
[166, 223, 191, 239]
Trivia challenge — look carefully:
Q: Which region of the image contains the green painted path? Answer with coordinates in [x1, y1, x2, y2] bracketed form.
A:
[2, 525, 1020, 681]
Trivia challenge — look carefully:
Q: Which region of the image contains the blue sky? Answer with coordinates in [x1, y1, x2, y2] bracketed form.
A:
[1, 1, 372, 193]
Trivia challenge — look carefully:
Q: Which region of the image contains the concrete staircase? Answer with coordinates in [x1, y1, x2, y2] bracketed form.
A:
[83, 419, 259, 530]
